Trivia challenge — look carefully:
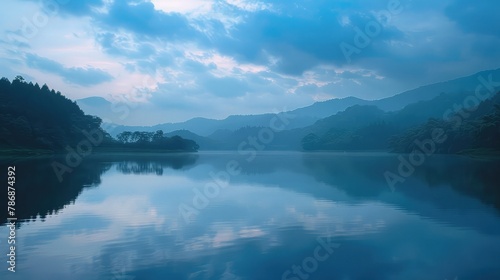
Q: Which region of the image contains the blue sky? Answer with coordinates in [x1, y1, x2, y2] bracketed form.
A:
[1, 0, 499, 124]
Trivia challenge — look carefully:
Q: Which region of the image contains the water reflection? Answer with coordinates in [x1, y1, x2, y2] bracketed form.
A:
[301, 153, 500, 208]
[0, 157, 111, 225]
[0, 154, 198, 226]
[115, 153, 199, 175]
[301, 153, 500, 235]
[0, 152, 499, 280]
[411, 155, 500, 211]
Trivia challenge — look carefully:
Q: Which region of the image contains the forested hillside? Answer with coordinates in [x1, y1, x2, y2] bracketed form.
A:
[0, 76, 198, 153]
[390, 95, 500, 154]
[0, 76, 107, 150]
[301, 91, 500, 152]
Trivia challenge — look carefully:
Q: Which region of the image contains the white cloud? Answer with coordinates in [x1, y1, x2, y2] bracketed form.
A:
[225, 0, 273, 12]
[150, 0, 215, 16]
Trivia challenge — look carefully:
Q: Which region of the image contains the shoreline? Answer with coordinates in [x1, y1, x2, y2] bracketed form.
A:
[2, 148, 500, 160]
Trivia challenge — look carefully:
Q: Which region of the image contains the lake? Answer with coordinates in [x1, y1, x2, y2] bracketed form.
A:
[1, 152, 500, 280]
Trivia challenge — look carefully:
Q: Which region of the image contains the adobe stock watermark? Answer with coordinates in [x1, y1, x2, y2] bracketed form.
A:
[281, 236, 340, 280]
[340, 0, 407, 63]
[178, 110, 295, 224]
[51, 129, 104, 182]
[51, 76, 155, 182]
[384, 74, 500, 191]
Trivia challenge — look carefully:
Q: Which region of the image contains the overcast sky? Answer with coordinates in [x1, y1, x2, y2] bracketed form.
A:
[1, 0, 499, 124]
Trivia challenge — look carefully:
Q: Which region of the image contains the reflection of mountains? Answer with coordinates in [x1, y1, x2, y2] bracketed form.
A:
[413, 156, 500, 210]
[300, 153, 500, 233]
[115, 154, 199, 175]
[0, 154, 199, 226]
[301, 153, 500, 210]
[194, 152, 500, 234]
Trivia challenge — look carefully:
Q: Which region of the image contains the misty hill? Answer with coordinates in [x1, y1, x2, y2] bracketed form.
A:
[287, 96, 371, 118]
[374, 68, 500, 111]
[303, 68, 500, 113]
[300, 90, 500, 151]
[390, 92, 500, 154]
[102, 112, 320, 138]
[80, 68, 500, 138]
[76, 96, 115, 122]
[78, 96, 365, 137]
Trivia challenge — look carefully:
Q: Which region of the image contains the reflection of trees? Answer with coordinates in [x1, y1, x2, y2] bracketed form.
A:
[115, 154, 199, 175]
[414, 156, 500, 211]
[0, 157, 111, 225]
[0, 154, 199, 226]
[301, 153, 500, 212]
[301, 153, 394, 197]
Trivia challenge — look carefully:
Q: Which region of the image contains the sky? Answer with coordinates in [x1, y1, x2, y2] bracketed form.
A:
[1, 0, 499, 125]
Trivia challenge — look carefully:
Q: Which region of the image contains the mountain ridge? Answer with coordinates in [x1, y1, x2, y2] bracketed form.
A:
[77, 68, 500, 137]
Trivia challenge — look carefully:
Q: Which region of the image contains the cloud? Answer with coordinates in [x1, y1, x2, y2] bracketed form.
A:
[35, 0, 105, 16]
[90, 0, 408, 76]
[96, 32, 157, 58]
[445, 0, 500, 37]
[205, 3, 408, 75]
[3, 0, 500, 125]
[25, 53, 113, 86]
[99, 0, 203, 40]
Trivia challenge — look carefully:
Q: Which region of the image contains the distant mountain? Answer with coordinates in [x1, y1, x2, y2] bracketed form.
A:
[280, 68, 500, 117]
[105, 113, 322, 137]
[77, 96, 112, 107]
[77, 68, 500, 142]
[288, 96, 372, 119]
[373, 68, 500, 111]
[300, 90, 500, 151]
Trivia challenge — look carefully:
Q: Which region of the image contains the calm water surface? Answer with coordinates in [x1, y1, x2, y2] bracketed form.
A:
[1, 152, 500, 280]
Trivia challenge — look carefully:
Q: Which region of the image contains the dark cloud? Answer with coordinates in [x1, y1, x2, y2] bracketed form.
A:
[213, 10, 347, 72]
[445, 0, 500, 37]
[99, 0, 201, 40]
[86, 0, 408, 76]
[25, 53, 113, 86]
[208, 4, 408, 75]
[5, 0, 500, 122]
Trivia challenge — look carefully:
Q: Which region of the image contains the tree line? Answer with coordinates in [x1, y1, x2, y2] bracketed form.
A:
[115, 130, 199, 151]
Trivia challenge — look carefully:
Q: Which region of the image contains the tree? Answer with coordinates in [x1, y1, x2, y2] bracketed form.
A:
[117, 131, 132, 143]
[152, 130, 164, 144]
[301, 133, 320, 150]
